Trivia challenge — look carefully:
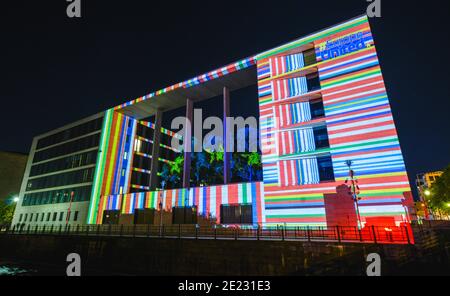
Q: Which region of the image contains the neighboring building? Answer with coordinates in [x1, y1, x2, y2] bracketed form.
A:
[415, 171, 443, 219]
[12, 15, 413, 230]
[0, 151, 28, 204]
[415, 171, 443, 198]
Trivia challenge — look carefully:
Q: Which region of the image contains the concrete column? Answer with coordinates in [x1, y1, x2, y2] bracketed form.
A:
[223, 87, 231, 184]
[149, 109, 163, 191]
[183, 98, 193, 188]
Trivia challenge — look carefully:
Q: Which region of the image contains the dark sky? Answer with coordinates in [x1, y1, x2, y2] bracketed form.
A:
[1, 0, 450, 190]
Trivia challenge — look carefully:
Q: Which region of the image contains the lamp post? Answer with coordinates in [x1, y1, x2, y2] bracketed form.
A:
[345, 160, 362, 229]
[66, 191, 75, 226]
[159, 180, 166, 236]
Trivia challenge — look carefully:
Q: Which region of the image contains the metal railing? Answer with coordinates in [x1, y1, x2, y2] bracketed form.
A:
[2, 223, 414, 245]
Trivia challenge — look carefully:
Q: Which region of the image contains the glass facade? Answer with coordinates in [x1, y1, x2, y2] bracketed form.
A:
[22, 185, 92, 206]
[36, 117, 103, 150]
[26, 167, 95, 191]
[29, 150, 98, 177]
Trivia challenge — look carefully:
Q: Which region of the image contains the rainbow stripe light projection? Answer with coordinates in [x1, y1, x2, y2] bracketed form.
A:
[104, 182, 265, 225]
[87, 15, 411, 228]
[87, 109, 138, 224]
[256, 15, 411, 226]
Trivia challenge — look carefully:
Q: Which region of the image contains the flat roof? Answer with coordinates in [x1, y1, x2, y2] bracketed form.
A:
[115, 57, 257, 119]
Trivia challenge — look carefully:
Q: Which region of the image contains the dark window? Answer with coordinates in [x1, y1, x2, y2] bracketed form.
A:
[317, 155, 335, 182]
[52, 212, 57, 221]
[102, 210, 120, 225]
[41, 213, 45, 222]
[36, 117, 103, 150]
[134, 209, 156, 224]
[131, 171, 150, 187]
[33, 133, 101, 163]
[47, 212, 51, 221]
[29, 213, 33, 222]
[26, 168, 95, 191]
[35, 214, 39, 222]
[310, 99, 325, 119]
[136, 124, 154, 140]
[24, 214, 28, 222]
[306, 73, 321, 92]
[313, 126, 330, 149]
[59, 212, 64, 221]
[172, 207, 197, 224]
[303, 48, 317, 66]
[74, 211, 79, 222]
[19, 214, 23, 222]
[220, 204, 253, 224]
[30, 150, 98, 177]
[133, 155, 152, 171]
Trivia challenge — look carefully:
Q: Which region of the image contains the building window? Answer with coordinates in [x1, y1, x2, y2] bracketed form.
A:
[24, 213, 28, 222]
[53, 212, 57, 221]
[313, 126, 330, 149]
[19, 214, 23, 222]
[35, 214, 39, 222]
[310, 99, 325, 119]
[59, 212, 64, 221]
[220, 204, 253, 224]
[29, 213, 33, 222]
[41, 213, 45, 222]
[317, 155, 335, 182]
[74, 211, 79, 222]
[47, 212, 51, 221]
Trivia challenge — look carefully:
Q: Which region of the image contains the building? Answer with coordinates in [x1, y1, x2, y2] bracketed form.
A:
[415, 171, 443, 219]
[12, 15, 413, 230]
[0, 151, 28, 204]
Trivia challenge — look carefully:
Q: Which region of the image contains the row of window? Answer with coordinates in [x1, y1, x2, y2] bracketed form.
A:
[22, 186, 92, 206]
[312, 126, 331, 149]
[317, 155, 335, 182]
[36, 117, 103, 150]
[33, 133, 100, 163]
[30, 150, 98, 177]
[136, 124, 154, 140]
[18, 211, 79, 223]
[26, 168, 95, 191]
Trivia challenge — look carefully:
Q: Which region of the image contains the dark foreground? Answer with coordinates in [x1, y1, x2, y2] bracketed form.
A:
[0, 223, 449, 276]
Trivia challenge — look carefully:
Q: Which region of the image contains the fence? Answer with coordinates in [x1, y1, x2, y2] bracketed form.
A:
[2, 223, 414, 245]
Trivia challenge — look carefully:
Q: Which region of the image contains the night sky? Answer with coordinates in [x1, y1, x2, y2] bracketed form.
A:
[1, 0, 449, 192]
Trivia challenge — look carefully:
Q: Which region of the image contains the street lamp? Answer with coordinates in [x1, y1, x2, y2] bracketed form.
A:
[424, 190, 431, 196]
[13, 196, 19, 203]
[344, 160, 362, 229]
[159, 180, 166, 236]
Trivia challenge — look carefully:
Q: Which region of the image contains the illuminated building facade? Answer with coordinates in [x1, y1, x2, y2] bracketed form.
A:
[12, 15, 413, 229]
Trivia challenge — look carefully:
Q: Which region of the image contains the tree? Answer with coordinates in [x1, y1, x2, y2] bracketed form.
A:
[0, 201, 15, 226]
[429, 164, 450, 215]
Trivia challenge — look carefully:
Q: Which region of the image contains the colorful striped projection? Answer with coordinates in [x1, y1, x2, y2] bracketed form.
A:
[87, 111, 184, 224]
[86, 16, 411, 228]
[256, 15, 411, 226]
[114, 57, 256, 110]
[101, 182, 265, 225]
[87, 109, 138, 224]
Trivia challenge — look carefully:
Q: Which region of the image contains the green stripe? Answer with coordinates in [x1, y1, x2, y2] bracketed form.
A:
[257, 17, 368, 60]
[87, 109, 113, 224]
[265, 195, 323, 202]
[267, 214, 326, 218]
[322, 69, 381, 88]
[242, 183, 248, 204]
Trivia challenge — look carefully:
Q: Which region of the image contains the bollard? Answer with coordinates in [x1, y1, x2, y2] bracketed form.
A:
[405, 225, 411, 245]
[336, 226, 341, 243]
[372, 225, 377, 244]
